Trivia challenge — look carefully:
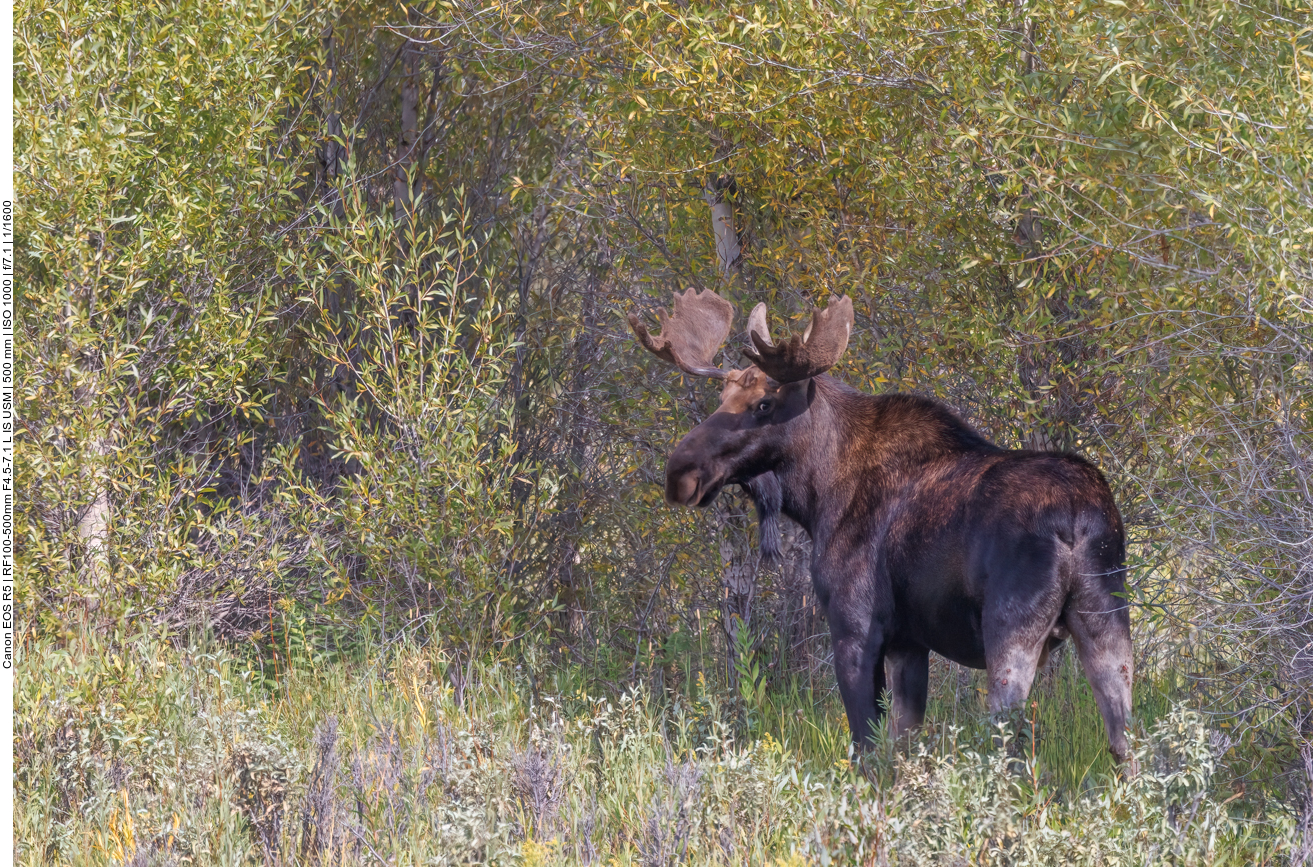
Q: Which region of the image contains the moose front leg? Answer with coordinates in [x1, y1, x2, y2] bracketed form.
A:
[833, 636, 885, 748]
[819, 561, 891, 750]
[830, 618, 887, 749]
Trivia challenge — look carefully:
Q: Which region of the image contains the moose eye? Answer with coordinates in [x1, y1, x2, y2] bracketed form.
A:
[755, 399, 773, 415]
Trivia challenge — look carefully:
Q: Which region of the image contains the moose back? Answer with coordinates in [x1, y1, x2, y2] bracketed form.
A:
[630, 289, 1135, 768]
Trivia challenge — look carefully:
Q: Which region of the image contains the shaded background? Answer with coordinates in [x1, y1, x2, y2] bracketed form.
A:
[15, 0, 1312, 847]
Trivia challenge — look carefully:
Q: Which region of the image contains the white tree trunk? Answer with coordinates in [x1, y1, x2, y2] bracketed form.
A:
[77, 442, 111, 593]
[704, 173, 752, 678]
[72, 356, 112, 603]
[703, 178, 740, 277]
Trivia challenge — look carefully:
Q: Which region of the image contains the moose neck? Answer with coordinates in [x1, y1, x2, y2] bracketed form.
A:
[771, 376, 997, 544]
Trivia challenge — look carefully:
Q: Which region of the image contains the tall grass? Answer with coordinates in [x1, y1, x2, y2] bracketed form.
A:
[16, 628, 1295, 865]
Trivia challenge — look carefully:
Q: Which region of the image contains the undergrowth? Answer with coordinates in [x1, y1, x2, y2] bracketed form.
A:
[15, 628, 1297, 866]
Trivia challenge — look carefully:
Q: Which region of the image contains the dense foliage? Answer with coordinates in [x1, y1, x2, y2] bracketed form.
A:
[15, 630, 1294, 865]
[15, 0, 1312, 861]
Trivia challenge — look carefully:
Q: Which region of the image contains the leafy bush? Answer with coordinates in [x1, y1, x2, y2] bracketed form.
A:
[15, 630, 1295, 865]
[16, 0, 544, 654]
[810, 712, 1292, 866]
[15, 0, 311, 630]
[269, 183, 545, 651]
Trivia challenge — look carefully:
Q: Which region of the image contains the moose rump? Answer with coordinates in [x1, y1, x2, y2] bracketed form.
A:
[877, 451, 1133, 745]
[630, 288, 1136, 770]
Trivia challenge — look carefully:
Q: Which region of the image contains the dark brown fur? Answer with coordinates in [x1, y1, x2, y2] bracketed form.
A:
[665, 371, 1135, 767]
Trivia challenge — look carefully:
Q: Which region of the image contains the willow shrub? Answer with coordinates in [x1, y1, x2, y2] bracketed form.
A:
[15, 0, 544, 652]
[513, 0, 1313, 759]
[15, 0, 311, 632]
[269, 175, 551, 656]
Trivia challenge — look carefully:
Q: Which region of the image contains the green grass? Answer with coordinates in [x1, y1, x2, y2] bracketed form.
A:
[15, 628, 1296, 866]
[915, 650, 1178, 792]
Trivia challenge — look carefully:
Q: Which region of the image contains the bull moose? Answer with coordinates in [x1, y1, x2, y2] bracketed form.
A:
[629, 288, 1135, 768]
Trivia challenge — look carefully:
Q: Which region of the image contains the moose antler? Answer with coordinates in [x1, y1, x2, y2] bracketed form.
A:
[743, 295, 854, 383]
[629, 288, 735, 379]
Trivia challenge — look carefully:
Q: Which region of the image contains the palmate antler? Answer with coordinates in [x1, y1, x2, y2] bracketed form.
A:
[628, 288, 735, 379]
[744, 295, 853, 383]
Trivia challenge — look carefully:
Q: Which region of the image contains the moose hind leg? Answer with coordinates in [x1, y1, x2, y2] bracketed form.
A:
[1067, 591, 1135, 771]
[885, 646, 929, 737]
[983, 608, 1052, 716]
[980, 531, 1070, 718]
[984, 637, 1046, 716]
[981, 616, 1052, 765]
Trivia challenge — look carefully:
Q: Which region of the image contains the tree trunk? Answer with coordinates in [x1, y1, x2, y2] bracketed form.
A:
[321, 25, 346, 223]
[77, 433, 111, 601]
[314, 24, 357, 420]
[70, 283, 112, 608]
[703, 175, 740, 279]
[716, 505, 757, 682]
[393, 6, 421, 226]
[703, 171, 755, 682]
[1010, 0, 1036, 76]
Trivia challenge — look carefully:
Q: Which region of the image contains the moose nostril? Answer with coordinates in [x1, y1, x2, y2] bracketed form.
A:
[668, 472, 700, 506]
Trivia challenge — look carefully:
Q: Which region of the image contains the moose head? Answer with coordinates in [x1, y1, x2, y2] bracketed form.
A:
[628, 288, 853, 519]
